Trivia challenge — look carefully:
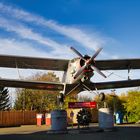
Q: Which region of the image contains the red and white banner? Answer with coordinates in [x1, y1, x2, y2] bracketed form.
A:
[68, 101, 97, 108]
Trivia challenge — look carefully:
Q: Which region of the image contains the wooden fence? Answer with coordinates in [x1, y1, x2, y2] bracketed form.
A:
[0, 109, 98, 127]
[0, 111, 37, 127]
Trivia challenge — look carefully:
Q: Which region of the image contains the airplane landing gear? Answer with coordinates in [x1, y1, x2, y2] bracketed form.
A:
[99, 92, 105, 101]
[82, 83, 105, 102]
[57, 92, 64, 107]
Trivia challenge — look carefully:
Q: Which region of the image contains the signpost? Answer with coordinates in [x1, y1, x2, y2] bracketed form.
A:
[68, 101, 97, 109]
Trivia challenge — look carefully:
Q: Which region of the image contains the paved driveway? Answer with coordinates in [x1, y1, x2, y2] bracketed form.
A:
[0, 124, 140, 140]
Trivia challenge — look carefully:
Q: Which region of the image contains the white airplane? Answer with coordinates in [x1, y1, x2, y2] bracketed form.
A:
[0, 47, 140, 102]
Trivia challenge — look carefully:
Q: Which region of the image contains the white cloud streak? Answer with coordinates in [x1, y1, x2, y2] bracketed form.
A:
[43, 21, 105, 51]
[0, 38, 50, 57]
[0, 37, 73, 59]
[0, 3, 106, 52]
[0, 17, 68, 51]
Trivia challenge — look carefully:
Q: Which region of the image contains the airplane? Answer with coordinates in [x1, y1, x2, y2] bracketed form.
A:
[0, 46, 140, 103]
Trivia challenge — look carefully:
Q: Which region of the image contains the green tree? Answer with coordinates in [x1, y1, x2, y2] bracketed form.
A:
[14, 72, 60, 112]
[105, 94, 125, 113]
[0, 87, 11, 110]
[123, 90, 140, 122]
[95, 93, 125, 113]
[63, 96, 77, 109]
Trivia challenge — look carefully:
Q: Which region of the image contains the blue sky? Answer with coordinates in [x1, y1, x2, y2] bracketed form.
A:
[0, 0, 140, 98]
[0, 0, 140, 58]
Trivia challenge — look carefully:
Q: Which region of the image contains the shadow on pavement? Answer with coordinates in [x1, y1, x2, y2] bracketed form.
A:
[0, 126, 140, 140]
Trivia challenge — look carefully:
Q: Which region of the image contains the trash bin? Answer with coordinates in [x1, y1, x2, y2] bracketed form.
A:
[45, 113, 51, 126]
[51, 110, 67, 131]
[98, 108, 114, 129]
[115, 111, 123, 124]
[36, 114, 43, 126]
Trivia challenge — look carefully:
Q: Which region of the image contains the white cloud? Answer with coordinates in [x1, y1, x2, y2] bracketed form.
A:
[43, 20, 105, 51]
[0, 37, 74, 59]
[0, 38, 50, 57]
[0, 3, 123, 60]
[0, 3, 107, 52]
[0, 17, 69, 52]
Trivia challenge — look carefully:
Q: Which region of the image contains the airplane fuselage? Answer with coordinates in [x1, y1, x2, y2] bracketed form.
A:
[65, 57, 94, 84]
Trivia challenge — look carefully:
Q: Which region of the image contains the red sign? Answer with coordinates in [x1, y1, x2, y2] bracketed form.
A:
[68, 101, 97, 108]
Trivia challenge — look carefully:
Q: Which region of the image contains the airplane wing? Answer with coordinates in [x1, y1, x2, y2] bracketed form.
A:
[0, 54, 69, 71]
[96, 59, 140, 70]
[83, 79, 140, 90]
[1, 54, 140, 71]
[0, 78, 140, 94]
[0, 78, 64, 91]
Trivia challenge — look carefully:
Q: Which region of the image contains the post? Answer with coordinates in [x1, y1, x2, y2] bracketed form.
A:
[110, 89, 116, 124]
[111, 89, 116, 114]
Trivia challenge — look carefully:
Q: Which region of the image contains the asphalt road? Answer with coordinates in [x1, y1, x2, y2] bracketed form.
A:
[0, 124, 140, 140]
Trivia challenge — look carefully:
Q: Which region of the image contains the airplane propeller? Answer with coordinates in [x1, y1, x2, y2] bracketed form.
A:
[74, 63, 87, 79]
[90, 47, 102, 61]
[91, 65, 106, 78]
[70, 47, 86, 61]
[70, 47, 106, 79]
